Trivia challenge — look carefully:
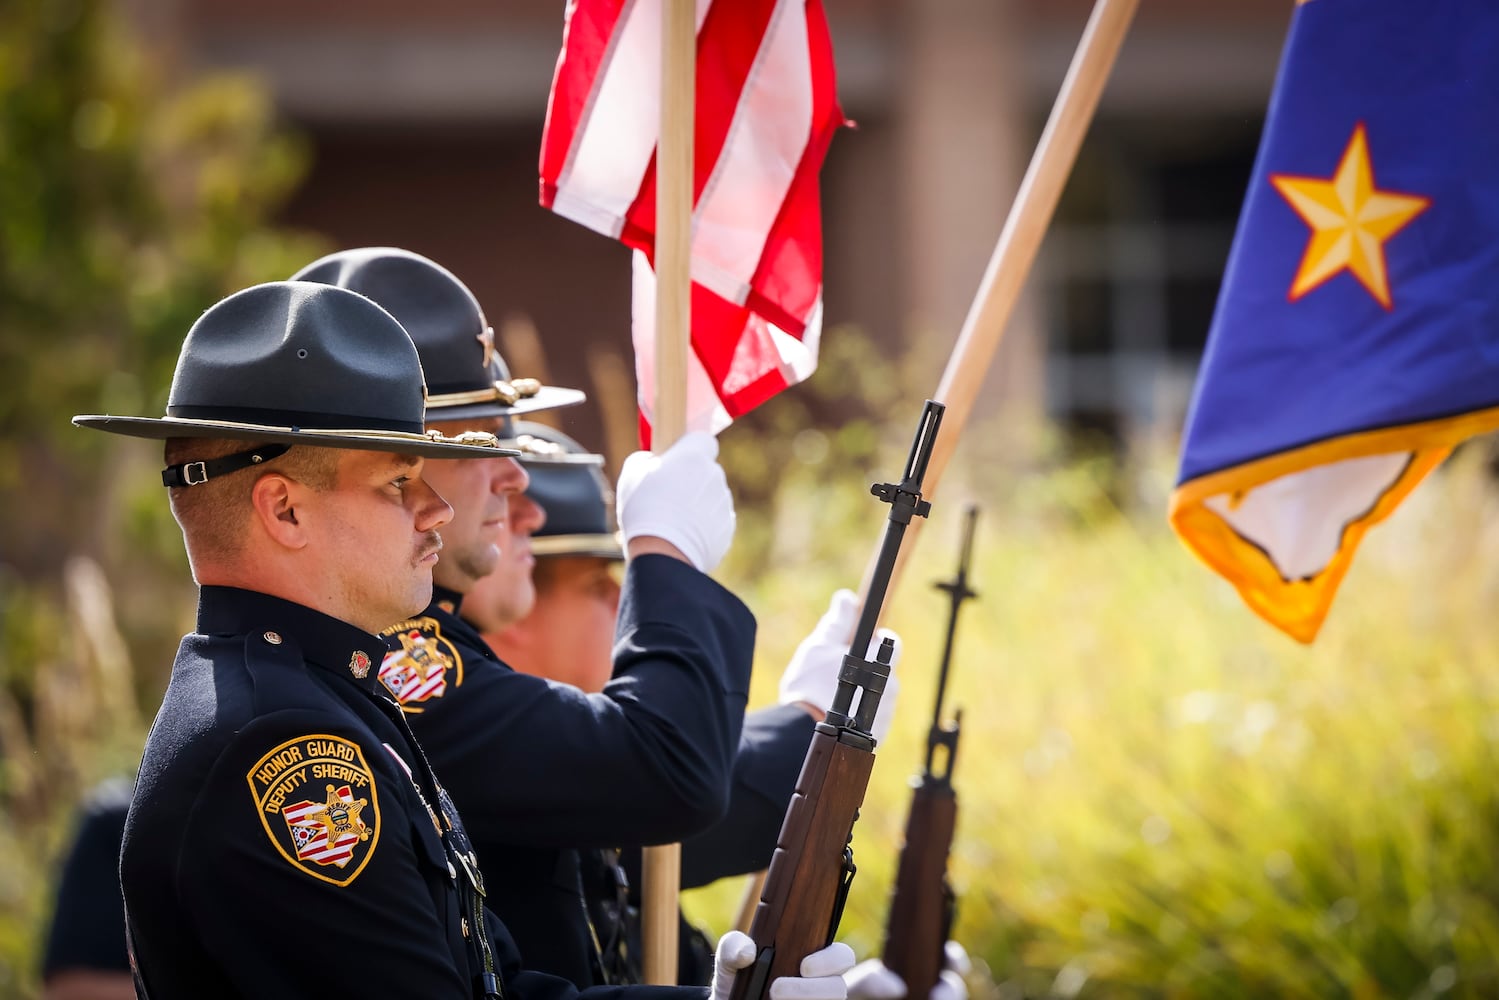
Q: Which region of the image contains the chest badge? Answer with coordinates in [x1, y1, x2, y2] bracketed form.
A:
[377, 616, 463, 710]
[248, 735, 379, 887]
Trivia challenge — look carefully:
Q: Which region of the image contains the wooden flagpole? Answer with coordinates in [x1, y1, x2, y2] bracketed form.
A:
[863, 0, 1140, 606]
[732, 0, 1140, 935]
[641, 0, 695, 983]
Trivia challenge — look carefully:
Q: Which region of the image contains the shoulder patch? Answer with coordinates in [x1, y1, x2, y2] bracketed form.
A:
[378, 616, 464, 710]
[247, 735, 380, 886]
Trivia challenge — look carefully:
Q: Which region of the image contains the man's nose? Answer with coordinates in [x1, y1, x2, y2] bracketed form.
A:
[492, 456, 529, 495]
[512, 493, 546, 534]
[412, 477, 454, 530]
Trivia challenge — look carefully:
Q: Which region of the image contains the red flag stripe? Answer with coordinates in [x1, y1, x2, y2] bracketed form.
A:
[539, 0, 632, 213]
[747, 1, 840, 332]
[689, 0, 819, 311]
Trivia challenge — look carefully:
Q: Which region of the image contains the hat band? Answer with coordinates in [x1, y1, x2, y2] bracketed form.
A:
[426, 378, 542, 409]
[168, 405, 424, 435]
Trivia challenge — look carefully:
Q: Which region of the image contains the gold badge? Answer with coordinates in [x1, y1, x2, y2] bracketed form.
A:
[248, 735, 379, 886]
[349, 650, 371, 679]
[378, 617, 463, 711]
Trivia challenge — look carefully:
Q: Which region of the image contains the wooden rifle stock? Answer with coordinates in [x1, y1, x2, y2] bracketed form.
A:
[729, 401, 944, 1000]
[727, 725, 877, 1000]
[881, 505, 977, 997]
[881, 759, 958, 997]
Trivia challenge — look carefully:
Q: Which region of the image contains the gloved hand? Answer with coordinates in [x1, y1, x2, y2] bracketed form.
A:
[779, 589, 902, 743]
[710, 930, 856, 1000]
[616, 431, 736, 573]
[843, 942, 970, 1000]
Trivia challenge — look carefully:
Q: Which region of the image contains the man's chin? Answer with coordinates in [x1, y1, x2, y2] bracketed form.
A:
[435, 553, 501, 594]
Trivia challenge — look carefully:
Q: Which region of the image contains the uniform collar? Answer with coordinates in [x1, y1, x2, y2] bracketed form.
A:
[196, 586, 388, 691]
[431, 583, 464, 616]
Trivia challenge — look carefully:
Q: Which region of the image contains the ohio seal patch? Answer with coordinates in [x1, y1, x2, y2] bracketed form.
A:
[248, 735, 379, 886]
[378, 616, 463, 710]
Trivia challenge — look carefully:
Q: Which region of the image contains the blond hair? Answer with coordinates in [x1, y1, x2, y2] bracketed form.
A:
[165, 439, 340, 569]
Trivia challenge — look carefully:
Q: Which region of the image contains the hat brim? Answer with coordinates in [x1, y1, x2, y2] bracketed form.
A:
[531, 533, 625, 561]
[424, 385, 587, 423]
[513, 451, 606, 467]
[72, 415, 520, 459]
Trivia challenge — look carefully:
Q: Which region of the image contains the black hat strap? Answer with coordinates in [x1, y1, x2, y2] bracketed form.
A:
[161, 444, 292, 488]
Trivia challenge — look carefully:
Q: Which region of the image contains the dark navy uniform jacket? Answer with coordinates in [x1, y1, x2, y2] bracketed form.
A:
[379, 554, 755, 987]
[600, 703, 817, 985]
[43, 779, 132, 982]
[121, 586, 707, 1000]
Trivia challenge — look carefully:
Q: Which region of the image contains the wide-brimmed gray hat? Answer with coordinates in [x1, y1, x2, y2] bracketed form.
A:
[509, 422, 623, 561]
[73, 281, 518, 480]
[290, 247, 585, 423]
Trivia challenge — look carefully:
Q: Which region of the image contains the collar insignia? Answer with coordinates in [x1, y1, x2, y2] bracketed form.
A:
[248, 735, 379, 887]
[377, 616, 463, 711]
[349, 650, 371, 679]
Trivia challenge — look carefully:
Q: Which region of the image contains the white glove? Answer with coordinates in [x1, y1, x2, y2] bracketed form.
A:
[710, 930, 758, 1000]
[779, 589, 901, 743]
[616, 431, 736, 573]
[844, 943, 970, 1000]
[710, 932, 856, 1000]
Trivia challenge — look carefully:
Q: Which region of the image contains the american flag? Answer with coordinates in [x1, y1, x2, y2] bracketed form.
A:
[540, 0, 843, 440]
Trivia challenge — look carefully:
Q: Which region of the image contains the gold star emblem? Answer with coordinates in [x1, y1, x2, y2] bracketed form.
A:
[477, 325, 496, 368]
[1270, 124, 1429, 310]
[310, 784, 371, 844]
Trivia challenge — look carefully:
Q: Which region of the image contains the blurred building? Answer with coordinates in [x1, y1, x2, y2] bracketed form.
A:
[145, 0, 1289, 456]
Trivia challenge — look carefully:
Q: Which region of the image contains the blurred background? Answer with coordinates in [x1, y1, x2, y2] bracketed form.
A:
[7, 1, 1499, 997]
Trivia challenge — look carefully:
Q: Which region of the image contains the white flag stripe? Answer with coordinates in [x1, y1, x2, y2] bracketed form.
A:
[555, 0, 662, 231]
[691, 0, 811, 306]
[632, 254, 733, 436]
[770, 296, 820, 381]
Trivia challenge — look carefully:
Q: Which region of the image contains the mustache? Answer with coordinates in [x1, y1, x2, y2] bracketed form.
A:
[416, 532, 444, 562]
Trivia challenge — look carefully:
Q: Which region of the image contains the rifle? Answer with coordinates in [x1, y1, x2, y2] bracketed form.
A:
[729, 400, 944, 1000]
[880, 504, 978, 998]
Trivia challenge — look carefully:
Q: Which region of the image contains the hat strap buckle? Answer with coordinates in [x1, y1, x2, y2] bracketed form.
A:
[161, 444, 291, 488]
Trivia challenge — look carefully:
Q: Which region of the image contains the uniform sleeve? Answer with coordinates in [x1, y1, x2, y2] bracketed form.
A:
[677, 704, 816, 888]
[175, 714, 471, 999]
[487, 909, 710, 1000]
[42, 781, 133, 979]
[425, 555, 755, 848]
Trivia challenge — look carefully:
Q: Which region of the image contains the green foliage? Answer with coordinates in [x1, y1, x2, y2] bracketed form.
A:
[0, 0, 323, 578]
[0, 2, 322, 995]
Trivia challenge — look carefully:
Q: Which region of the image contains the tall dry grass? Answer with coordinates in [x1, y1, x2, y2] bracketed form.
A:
[696, 433, 1499, 999]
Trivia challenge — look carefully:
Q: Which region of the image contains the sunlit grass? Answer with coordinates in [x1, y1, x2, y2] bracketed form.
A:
[693, 437, 1499, 998]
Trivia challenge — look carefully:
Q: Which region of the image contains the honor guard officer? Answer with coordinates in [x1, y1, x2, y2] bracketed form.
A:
[468, 423, 904, 985]
[291, 248, 758, 987]
[73, 280, 853, 1000]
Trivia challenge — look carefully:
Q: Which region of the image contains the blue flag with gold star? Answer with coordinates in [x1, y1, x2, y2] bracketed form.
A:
[1170, 0, 1499, 643]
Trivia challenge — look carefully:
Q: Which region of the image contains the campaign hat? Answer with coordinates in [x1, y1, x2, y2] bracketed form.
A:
[290, 247, 585, 423]
[509, 422, 623, 560]
[73, 281, 518, 469]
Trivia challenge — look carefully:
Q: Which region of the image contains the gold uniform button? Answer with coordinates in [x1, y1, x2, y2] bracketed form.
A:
[461, 917, 470, 939]
[263, 631, 282, 645]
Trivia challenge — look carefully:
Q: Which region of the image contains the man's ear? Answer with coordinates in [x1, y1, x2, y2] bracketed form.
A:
[250, 473, 311, 551]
